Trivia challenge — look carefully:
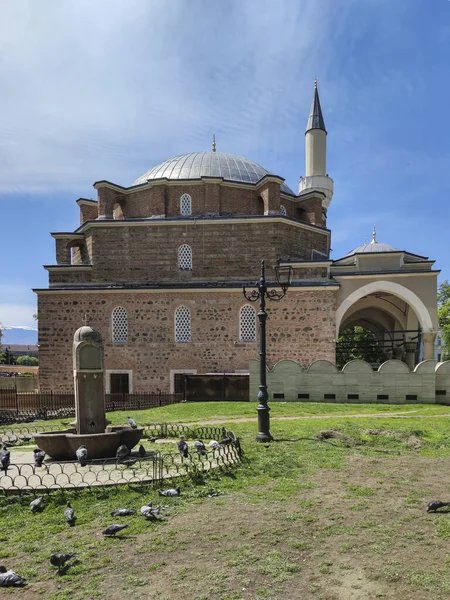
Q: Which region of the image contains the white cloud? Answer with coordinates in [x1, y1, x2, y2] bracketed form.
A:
[0, 304, 37, 330]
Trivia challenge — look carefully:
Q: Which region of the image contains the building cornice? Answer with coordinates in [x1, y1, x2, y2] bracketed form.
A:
[332, 270, 440, 280]
[71, 215, 330, 237]
[34, 282, 339, 295]
[51, 233, 85, 240]
[76, 198, 98, 206]
[44, 265, 92, 272]
[280, 260, 331, 268]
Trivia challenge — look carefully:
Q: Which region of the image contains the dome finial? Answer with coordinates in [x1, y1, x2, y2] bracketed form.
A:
[212, 134, 216, 153]
[82, 314, 90, 326]
[371, 225, 377, 244]
[314, 76, 317, 89]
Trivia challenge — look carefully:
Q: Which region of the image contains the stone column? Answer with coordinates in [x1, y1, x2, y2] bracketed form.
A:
[422, 331, 437, 361]
[404, 341, 417, 371]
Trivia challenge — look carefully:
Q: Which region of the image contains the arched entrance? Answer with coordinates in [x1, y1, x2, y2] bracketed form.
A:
[335, 280, 436, 369]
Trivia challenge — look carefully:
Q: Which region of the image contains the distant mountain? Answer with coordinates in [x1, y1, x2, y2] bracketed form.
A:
[1, 329, 38, 346]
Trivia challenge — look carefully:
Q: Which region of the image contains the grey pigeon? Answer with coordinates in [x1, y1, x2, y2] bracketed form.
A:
[116, 445, 130, 459]
[0, 565, 26, 587]
[426, 500, 450, 513]
[194, 440, 207, 456]
[141, 505, 162, 520]
[148, 436, 158, 442]
[0, 445, 10, 472]
[140, 502, 153, 516]
[30, 496, 43, 513]
[64, 501, 75, 526]
[127, 416, 137, 429]
[50, 553, 77, 573]
[111, 508, 137, 517]
[209, 440, 220, 449]
[159, 486, 181, 497]
[219, 436, 232, 445]
[76, 445, 88, 467]
[121, 458, 137, 468]
[177, 436, 189, 458]
[138, 444, 146, 458]
[33, 448, 46, 468]
[102, 524, 128, 537]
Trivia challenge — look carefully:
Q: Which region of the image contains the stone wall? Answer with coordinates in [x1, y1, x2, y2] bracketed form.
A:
[37, 289, 336, 392]
[249, 358, 450, 404]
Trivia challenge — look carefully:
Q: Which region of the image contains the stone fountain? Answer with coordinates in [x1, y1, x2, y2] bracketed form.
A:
[34, 326, 143, 460]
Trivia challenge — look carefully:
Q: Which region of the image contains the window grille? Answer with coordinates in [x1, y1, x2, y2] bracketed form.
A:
[280, 205, 287, 216]
[175, 306, 191, 342]
[112, 307, 128, 343]
[180, 193, 192, 215]
[178, 244, 193, 270]
[240, 305, 256, 342]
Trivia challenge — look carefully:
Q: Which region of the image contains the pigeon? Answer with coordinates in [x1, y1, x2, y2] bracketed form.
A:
[0, 445, 10, 472]
[0, 565, 26, 587]
[111, 508, 137, 517]
[76, 445, 88, 467]
[159, 486, 181, 497]
[138, 444, 146, 458]
[33, 448, 46, 468]
[141, 505, 162, 520]
[50, 553, 77, 573]
[64, 501, 76, 526]
[148, 436, 159, 443]
[102, 524, 128, 537]
[426, 500, 450, 513]
[121, 458, 137, 468]
[30, 496, 43, 513]
[116, 445, 130, 459]
[140, 502, 153, 515]
[219, 436, 232, 446]
[177, 436, 189, 458]
[127, 416, 137, 429]
[209, 440, 221, 449]
[194, 440, 207, 456]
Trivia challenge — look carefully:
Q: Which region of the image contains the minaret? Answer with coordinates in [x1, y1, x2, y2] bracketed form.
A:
[298, 79, 334, 210]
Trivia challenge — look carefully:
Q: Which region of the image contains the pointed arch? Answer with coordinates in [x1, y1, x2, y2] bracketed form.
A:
[336, 280, 434, 337]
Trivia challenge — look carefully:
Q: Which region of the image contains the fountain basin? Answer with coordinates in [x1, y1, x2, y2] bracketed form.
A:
[34, 426, 144, 460]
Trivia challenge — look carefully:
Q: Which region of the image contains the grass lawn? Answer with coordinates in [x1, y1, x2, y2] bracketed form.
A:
[2, 402, 450, 599]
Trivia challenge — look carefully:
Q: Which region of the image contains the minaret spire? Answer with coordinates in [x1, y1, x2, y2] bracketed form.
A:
[371, 225, 377, 244]
[212, 134, 216, 153]
[306, 78, 326, 134]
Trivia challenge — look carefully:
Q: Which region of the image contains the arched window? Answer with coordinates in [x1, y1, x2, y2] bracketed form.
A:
[280, 205, 287, 216]
[112, 306, 128, 343]
[175, 306, 191, 342]
[180, 193, 192, 215]
[178, 244, 193, 270]
[240, 305, 256, 342]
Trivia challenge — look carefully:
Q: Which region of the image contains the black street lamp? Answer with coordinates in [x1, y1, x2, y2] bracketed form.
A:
[243, 260, 293, 442]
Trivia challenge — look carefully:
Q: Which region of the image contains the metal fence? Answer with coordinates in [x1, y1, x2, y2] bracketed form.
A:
[0, 424, 242, 495]
[0, 390, 183, 425]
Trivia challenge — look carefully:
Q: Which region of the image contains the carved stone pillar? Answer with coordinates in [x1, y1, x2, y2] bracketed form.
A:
[422, 331, 437, 361]
[404, 341, 417, 371]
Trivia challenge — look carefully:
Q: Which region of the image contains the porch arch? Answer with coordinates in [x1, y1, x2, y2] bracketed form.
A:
[336, 280, 434, 337]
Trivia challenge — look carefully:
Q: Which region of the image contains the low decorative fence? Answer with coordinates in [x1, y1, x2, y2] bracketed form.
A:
[0, 391, 183, 425]
[0, 424, 242, 495]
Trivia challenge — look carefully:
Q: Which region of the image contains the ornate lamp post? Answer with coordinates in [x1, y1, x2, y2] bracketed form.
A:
[243, 260, 293, 442]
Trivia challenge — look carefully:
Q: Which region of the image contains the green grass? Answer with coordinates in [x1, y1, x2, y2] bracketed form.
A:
[4, 402, 450, 598]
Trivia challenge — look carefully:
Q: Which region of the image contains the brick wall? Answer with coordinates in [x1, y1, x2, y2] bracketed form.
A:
[37, 289, 336, 392]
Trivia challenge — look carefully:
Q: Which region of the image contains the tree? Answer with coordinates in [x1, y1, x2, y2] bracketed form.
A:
[0, 352, 6, 364]
[438, 280, 450, 360]
[336, 326, 386, 369]
[16, 355, 38, 366]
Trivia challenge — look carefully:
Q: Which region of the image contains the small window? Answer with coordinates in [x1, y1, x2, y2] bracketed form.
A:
[112, 306, 128, 343]
[273, 393, 285, 399]
[280, 205, 287, 216]
[110, 373, 129, 394]
[175, 306, 191, 342]
[324, 393, 336, 400]
[178, 244, 193, 270]
[436, 390, 447, 396]
[377, 394, 389, 400]
[298, 393, 310, 399]
[406, 394, 418, 401]
[239, 305, 256, 342]
[347, 394, 359, 400]
[180, 193, 192, 215]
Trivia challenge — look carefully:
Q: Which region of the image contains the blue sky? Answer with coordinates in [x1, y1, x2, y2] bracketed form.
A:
[1, 0, 449, 344]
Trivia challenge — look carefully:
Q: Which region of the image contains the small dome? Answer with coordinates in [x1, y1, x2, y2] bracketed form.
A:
[133, 151, 295, 196]
[74, 326, 103, 344]
[345, 227, 398, 257]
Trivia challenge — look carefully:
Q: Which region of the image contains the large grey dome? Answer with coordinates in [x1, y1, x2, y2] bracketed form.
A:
[345, 241, 398, 256]
[133, 152, 295, 196]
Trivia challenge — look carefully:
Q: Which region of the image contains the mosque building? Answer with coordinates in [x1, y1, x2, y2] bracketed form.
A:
[34, 83, 438, 393]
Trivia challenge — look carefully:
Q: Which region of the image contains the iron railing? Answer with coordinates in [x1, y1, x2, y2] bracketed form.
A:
[0, 424, 242, 495]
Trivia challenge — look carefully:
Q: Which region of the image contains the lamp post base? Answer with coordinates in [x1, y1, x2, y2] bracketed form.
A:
[256, 403, 273, 443]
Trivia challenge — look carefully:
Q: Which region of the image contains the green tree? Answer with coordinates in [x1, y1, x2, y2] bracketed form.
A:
[0, 352, 6, 364]
[438, 280, 450, 360]
[16, 355, 38, 366]
[336, 326, 385, 369]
